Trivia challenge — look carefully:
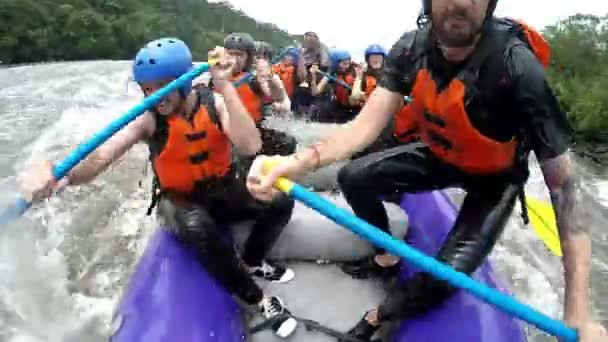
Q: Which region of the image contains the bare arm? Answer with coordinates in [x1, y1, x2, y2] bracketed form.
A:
[350, 74, 365, 105]
[297, 87, 403, 168]
[539, 153, 591, 321]
[503, 41, 588, 322]
[216, 82, 262, 156]
[68, 112, 154, 185]
[311, 75, 329, 96]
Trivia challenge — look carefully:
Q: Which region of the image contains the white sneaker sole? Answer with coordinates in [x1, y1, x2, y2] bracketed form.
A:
[276, 316, 298, 338]
[274, 268, 295, 283]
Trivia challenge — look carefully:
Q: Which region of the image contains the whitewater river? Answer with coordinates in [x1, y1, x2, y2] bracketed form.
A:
[0, 61, 606, 341]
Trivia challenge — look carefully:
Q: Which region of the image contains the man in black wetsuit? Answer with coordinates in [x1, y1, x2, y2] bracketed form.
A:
[245, 0, 607, 341]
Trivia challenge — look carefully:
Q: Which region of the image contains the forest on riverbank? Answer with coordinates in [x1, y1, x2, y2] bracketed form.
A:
[0, 0, 296, 63]
[1, 2, 607, 148]
[542, 14, 608, 162]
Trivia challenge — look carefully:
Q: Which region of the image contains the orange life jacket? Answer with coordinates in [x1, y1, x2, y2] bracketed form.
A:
[360, 68, 382, 99]
[393, 103, 420, 144]
[408, 18, 550, 174]
[363, 75, 377, 98]
[334, 72, 358, 107]
[232, 72, 264, 124]
[272, 63, 296, 99]
[149, 90, 232, 194]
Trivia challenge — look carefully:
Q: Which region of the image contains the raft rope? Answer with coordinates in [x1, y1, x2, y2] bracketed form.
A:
[249, 313, 380, 342]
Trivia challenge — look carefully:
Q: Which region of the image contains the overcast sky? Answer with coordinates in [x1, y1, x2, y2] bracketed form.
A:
[211, 0, 608, 60]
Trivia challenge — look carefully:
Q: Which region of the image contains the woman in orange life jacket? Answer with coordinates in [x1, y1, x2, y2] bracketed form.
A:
[221, 33, 297, 160]
[254, 40, 292, 114]
[349, 44, 403, 160]
[310, 49, 363, 123]
[18, 39, 299, 339]
[294, 31, 332, 115]
[272, 47, 307, 112]
[350, 44, 387, 104]
[245, 0, 606, 339]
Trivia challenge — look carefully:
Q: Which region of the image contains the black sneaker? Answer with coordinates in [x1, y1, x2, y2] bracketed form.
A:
[341, 256, 400, 279]
[248, 260, 295, 283]
[339, 313, 380, 342]
[259, 296, 298, 338]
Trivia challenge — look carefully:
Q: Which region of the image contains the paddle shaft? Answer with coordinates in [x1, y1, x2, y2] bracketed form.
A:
[0, 49, 290, 224]
[319, 70, 415, 104]
[233, 49, 290, 88]
[55, 49, 290, 170]
[319, 70, 353, 90]
[271, 177, 577, 341]
[0, 63, 214, 223]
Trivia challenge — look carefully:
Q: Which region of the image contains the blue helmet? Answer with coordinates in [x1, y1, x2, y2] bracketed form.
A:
[364, 44, 387, 61]
[330, 49, 351, 73]
[133, 38, 193, 96]
[284, 47, 299, 64]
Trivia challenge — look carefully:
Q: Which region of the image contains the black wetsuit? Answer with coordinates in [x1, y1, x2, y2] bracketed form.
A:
[156, 172, 294, 305]
[338, 19, 574, 322]
[149, 90, 295, 306]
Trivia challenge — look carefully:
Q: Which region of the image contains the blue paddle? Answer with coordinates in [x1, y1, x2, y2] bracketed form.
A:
[0, 62, 213, 225]
[262, 159, 578, 342]
[319, 70, 414, 103]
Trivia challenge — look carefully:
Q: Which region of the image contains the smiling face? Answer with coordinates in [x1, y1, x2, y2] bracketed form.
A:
[140, 78, 183, 116]
[431, 0, 488, 48]
[282, 54, 294, 66]
[337, 59, 351, 73]
[367, 54, 384, 69]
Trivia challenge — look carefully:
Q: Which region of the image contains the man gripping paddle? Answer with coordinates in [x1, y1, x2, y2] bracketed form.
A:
[18, 38, 298, 338]
[245, 0, 606, 340]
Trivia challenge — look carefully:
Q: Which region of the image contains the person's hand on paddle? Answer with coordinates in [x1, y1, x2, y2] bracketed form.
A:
[208, 46, 236, 88]
[246, 155, 312, 202]
[17, 160, 68, 202]
[309, 64, 320, 75]
[565, 316, 608, 342]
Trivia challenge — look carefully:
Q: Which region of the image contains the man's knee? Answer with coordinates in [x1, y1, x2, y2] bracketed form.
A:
[260, 193, 295, 223]
[275, 134, 297, 155]
[338, 159, 373, 193]
[261, 130, 298, 156]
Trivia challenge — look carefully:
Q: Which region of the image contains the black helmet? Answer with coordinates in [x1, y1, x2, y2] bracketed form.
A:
[255, 41, 274, 60]
[224, 32, 256, 53]
[421, 0, 498, 17]
[224, 32, 256, 70]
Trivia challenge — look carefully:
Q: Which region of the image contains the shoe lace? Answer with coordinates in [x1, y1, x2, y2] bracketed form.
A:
[265, 297, 284, 317]
[260, 261, 276, 276]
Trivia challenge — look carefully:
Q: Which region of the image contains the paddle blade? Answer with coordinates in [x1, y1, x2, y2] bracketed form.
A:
[0, 179, 31, 226]
[0, 198, 31, 225]
[526, 197, 562, 256]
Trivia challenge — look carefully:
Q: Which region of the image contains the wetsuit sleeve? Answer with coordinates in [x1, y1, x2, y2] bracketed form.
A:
[507, 45, 575, 160]
[378, 30, 418, 95]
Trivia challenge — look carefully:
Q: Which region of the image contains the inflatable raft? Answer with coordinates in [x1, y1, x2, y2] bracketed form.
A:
[109, 191, 527, 342]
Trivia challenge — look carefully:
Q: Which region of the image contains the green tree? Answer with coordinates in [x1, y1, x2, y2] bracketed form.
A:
[0, 0, 298, 64]
[544, 14, 608, 140]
